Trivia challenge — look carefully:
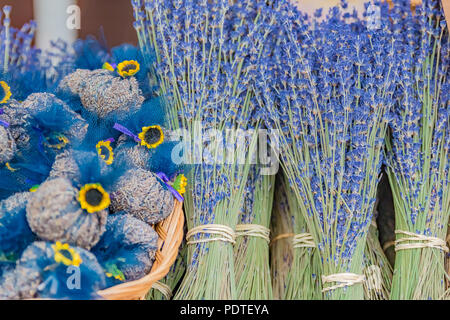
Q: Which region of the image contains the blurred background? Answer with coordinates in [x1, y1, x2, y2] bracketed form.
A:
[0, 0, 369, 51]
[0, 0, 446, 52]
[0, 0, 137, 50]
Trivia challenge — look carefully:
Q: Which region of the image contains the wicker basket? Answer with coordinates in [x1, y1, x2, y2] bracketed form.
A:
[97, 199, 185, 300]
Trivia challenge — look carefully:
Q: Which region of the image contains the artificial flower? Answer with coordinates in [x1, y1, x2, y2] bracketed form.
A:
[79, 183, 111, 213]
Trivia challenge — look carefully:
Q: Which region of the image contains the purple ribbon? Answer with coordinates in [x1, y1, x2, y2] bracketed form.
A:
[113, 123, 140, 142]
[105, 137, 115, 143]
[0, 119, 9, 128]
[156, 172, 184, 202]
[0, 108, 9, 127]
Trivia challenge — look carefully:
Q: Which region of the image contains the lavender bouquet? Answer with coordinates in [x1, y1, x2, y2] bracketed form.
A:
[0, 5, 55, 101]
[0, 6, 38, 75]
[386, 0, 449, 300]
[234, 167, 275, 299]
[280, 173, 322, 300]
[132, 0, 277, 299]
[256, 0, 397, 299]
[362, 216, 392, 300]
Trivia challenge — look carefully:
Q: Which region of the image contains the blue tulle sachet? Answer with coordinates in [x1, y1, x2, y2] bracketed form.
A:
[7, 241, 106, 300]
[0, 4, 184, 300]
[92, 213, 158, 288]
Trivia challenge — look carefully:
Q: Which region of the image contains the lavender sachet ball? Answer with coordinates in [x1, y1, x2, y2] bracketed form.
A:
[21, 92, 89, 143]
[26, 177, 109, 250]
[0, 268, 18, 300]
[110, 168, 174, 224]
[5, 241, 106, 300]
[0, 126, 16, 165]
[0, 99, 31, 148]
[113, 135, 150, 170]
[58, 69, 144, 119]
[92, 213, 158, 287]
[48, 150, 81, 183]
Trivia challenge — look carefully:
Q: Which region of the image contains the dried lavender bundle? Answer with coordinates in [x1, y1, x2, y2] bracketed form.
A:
[0, 5, 58, 101]
[386, 0, 450, 300]
[446, 226, 450, 297]
[255, 0, 397, 299]
[362, 218, 393, 300]
[234, 167, 275, 300]
[0, 6, 38, 74]
[270, 174, 294, 300]
[132, 0, 277, 299]
[281, 174, 322, 300]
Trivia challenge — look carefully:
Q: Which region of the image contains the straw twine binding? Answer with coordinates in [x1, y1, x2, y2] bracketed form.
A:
[186, 224, 236, 244]
[98, 200, 184, 300]
[236, 224, 270, 243]
[321, 273, 365, 293]
[151, 281, 173, 300]
[394, 230, 449, 253]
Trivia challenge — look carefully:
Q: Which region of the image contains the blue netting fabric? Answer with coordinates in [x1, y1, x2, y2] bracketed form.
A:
[13, 241, 106, 299]
[92, 213, 158, 288]
[0, 192, 36, 262]
[71, 148, 127, 192]
[0, 93, 88, 199]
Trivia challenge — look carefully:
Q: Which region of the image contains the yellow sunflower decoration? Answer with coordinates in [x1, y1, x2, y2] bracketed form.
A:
[105, 272, 125, 281]
[52, 241, 83, 267]
[44, 133, 69, 150]
[173, 174, 188, 195]
[102, 62, 116, 72]
[79, 183, 111, 214]
[29, 185, 40, 192]
[117, 60, 140, 78]
[96, 140, 114, 165]
[105, 263, 125, 282]
[5, 162, 17, 172]
[138, 125, 164, 149]
[0, 81, 11, 104]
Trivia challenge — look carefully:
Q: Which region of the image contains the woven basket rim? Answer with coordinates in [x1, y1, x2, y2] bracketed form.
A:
[97, 199, 184, 300]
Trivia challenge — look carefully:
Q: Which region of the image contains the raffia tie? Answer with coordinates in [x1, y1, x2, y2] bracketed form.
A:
[292, 233, 316, 249]
[235, 224, 270, 243]
[321, 273, 365, 293]
[394, 230, 449, 253]
[364, 265, 382, 291]
[382, 240, 395, 252]
[151, 281, 173, 300]
[186, 224, 236, 245]
[270, 233, 295, 245]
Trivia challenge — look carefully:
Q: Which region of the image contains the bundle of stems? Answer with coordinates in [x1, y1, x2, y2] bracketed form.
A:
[446, 226, 450, 297]
[132, 0, 278, 299]
[146, 243, 187, 300]
[281, 173, 322, 300]
[386, 0, 449, 300]
[0, 5, 38, 73]
[362, 216, 393, 300]
[234, 166, 275, 299]
[270, 173, 295, 300]
[255, 0, 397, 299]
